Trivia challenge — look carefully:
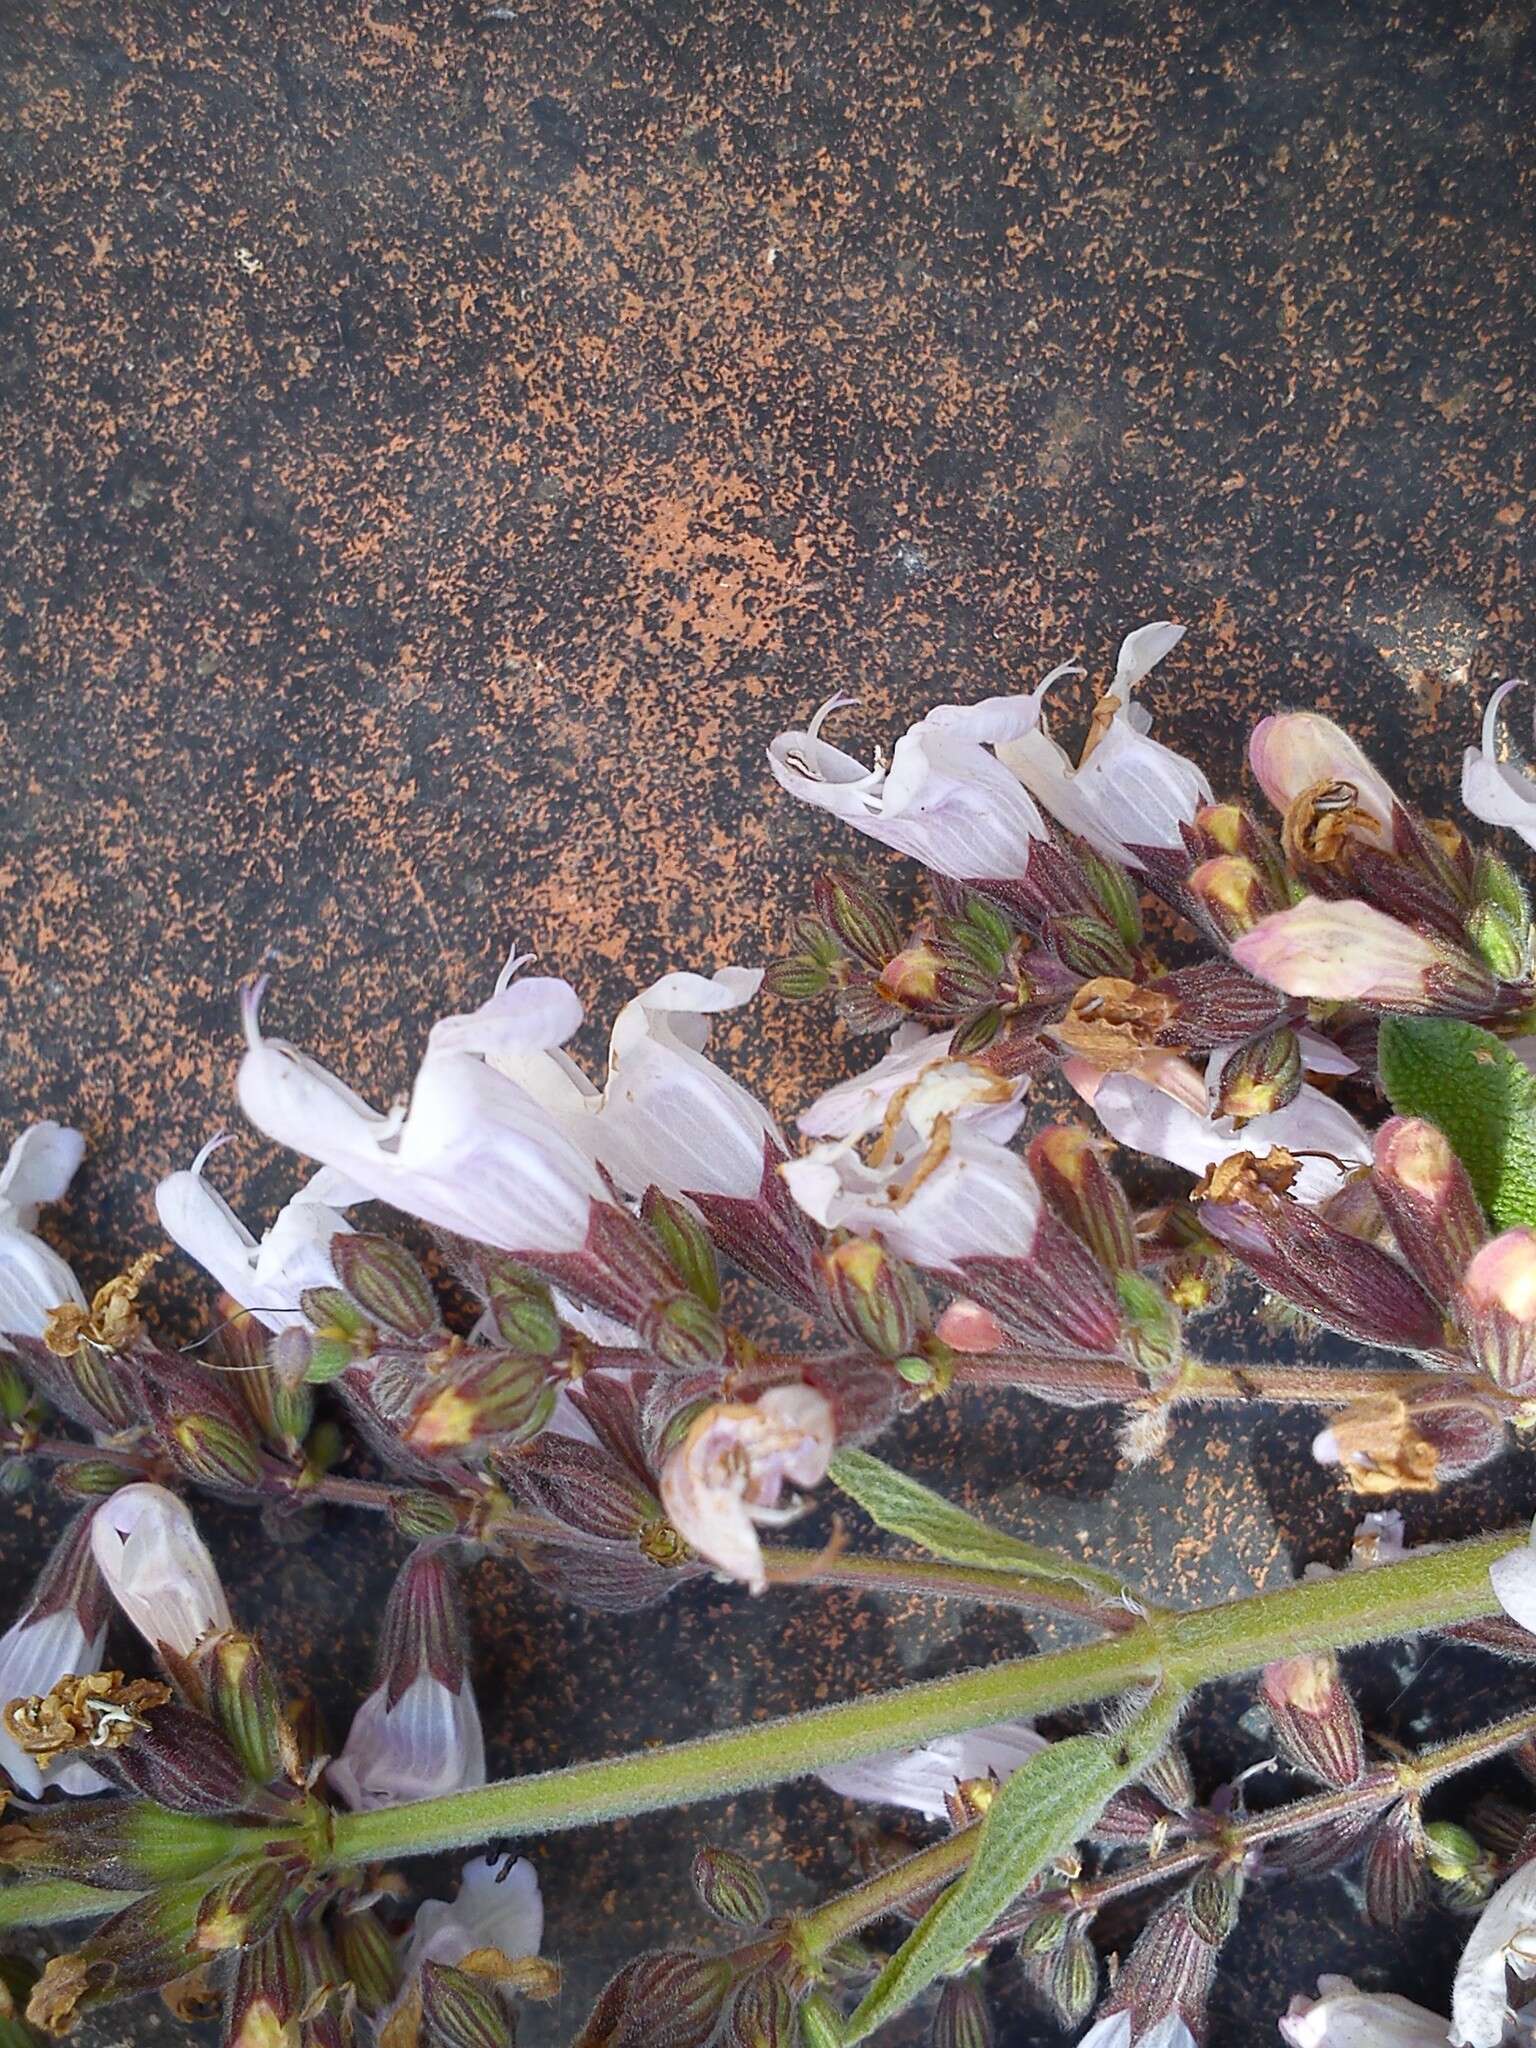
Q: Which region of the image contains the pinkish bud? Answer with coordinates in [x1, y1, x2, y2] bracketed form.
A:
[1259, 1655, 1365, 1788]
[659, 1384, 834, 1594]
[1232, 897, 1495, 1013]
[1460, 1227, 1536, 1394]
[935, 1298, 1006, 1352]
[1372, 1117, 1488, 1307]
[820, 1235, 927, 1359]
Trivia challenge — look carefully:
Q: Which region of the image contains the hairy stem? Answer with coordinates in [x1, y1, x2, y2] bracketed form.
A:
[330, 1529, 1523, 1869]
[0, 1879, 137, 1930]
[759, 1546, 1143, 1631]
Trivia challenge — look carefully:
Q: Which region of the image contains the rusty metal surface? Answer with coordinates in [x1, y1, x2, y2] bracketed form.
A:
[3, 0, 1536, 2039]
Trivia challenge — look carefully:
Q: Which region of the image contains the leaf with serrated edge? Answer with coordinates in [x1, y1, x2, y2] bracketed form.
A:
[1378, 1016, 1536, 1230]
[842, 1689, 1184, 2042]
[829, 1449, 1129, 1603]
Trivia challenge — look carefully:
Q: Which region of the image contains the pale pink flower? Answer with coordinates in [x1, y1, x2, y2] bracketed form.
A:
[1452, 1860, 1536, 2047]
[238, 977, 606, 1258]
[1078, 2016, 1199, 2048]
[819, 1720, 1046, 1820]
[1231, 898, 1458, 1006]
[0, 1122, 86, 1349]
[1065, 1051, 1371, 1205]
[1462, 680, 1536, 853]
[155, 1139, 353, 1333]
[659, 1384, 834, 1595]
[1490, 1516, 1536, 1638]
[90, 1484, 233, 1660]
[768, 691, 1050, 881]
[1249, 713, 1398, 830]
[797, 1024, 1028, 1147]
[329, 1548, 485, 1811]
[1280, 1975, 1447, 2047]
[996, 622, 1210, 867]
[782, 1124, 1042, 1274]
[0, 1510, 112, 1798]
[403, 1855, 542, 1973]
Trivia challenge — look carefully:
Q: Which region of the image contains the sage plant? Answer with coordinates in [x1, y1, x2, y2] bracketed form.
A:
[4, 629, 1536, 2044]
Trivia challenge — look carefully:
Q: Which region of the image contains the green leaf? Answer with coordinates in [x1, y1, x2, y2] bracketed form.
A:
[842, 1690, 1184, 2042]
[1378, 1016, 1536, 1230]
[829, 1450, 1128, 1604]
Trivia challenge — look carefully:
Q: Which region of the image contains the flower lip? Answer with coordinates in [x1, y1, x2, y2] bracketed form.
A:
[88, 1483, 233, 1660]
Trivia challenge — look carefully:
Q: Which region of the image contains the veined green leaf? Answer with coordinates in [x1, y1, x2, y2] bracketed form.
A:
[1378, 1016, 1536, 1230]
[828, 1450, 1127, 1604]
[842, 1688, 1184, 2042]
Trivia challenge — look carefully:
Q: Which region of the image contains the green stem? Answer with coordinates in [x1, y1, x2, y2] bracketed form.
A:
[0, 1879, 137, 1930]
[331, 1528, 1524, 1869]
[759, 1547, 1141, 1631]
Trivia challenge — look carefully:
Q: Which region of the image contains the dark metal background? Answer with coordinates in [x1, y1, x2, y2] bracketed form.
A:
[3, 0, 1535, 2039]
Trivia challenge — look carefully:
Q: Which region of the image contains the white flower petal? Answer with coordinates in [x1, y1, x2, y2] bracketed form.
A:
[0, 1124, 85, 1230]
[1280, 1975, 1448, 2047]
[238, 985, 604, 1258]
[1078, 2017, 1134, 2048]
[89, 1484, 233, 1660]
[819, 1720, 1046, 1820]
[1490, 1526, 1536, 1635]
[769, 693, 1050, 881]
[0, 1612, 111, 1799]
[328, 1670, 487, 1811]
[156, 1156, 352, 1334]
[782, 1126, 1041, 1272]
[1462, 681, 1536, 852]
[0, 1223, 86, 1349]
[1453, 1861, 1536, 2047]
[406, 1855, 543, 1972]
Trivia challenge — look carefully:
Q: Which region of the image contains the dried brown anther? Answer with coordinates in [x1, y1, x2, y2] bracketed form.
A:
[2, 1669, 171, 1769]
[1052, 978, 1180, 1070]
[42, 1252, 159, 1356]
[1281, 777, 1384, 869]
[1315, 1393, 1439, 1496]
[1193, 1147, 1302, 1206]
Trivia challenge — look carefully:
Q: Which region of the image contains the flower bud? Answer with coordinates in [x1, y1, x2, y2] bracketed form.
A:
[1114, 1271, 1182, 1388]
[1232, 895, 1497, 1014]
[1259, 1655, 1365, 1788]
[194, 1857, 289, 1955]
[812, 868, 903, 970]
[90, 1485, 233, 1660]
[0, 1797, 242, 1890]
[1027, 1126, 1137, 1274]
[27, 1876, 210, 2033]
[226, 1914, 305, 2048]
[639, 1292, 728, 1374]
[1213, 1025, 1303, 1124]
[465, 1251, 563, 1360]
[1041, 1921, 1098, 2029]
[332, 1906, 401, 2019]
[136, 1356, 265, 1497]
[797, 1993, 844, 2048]
[1188, 855, 1277, 939]
[1467, 900, 1530, 982]
[1365, 1800, 1427, 1929]
[819, 1237, 926, 1359]
[405, 1350, 556, 1454]
[49, 1456, 142, 1500]
[332, 1233, 441, 1341]
[1459, 1227, 1536, 1394]
[1185, 1864, 1244, 1948]
[1371, 1116, 1488, 1308]
[691, 1845, 769, 1930]
[571, 1951, 732, 2048]
[642, 1190, 723, 1312]
[1078, 847, 1145, 949]
[419, 1961, 516, 2048]
[96, 1699, 252, 1815]
[1045, 912, 1136, 982]
[1425, 1820, 1497, 1909]
[876, 944, 943, 1007]
[207, 1633, 297, 1786]
[390, 1489, 469, 1541]
[299, 1286, 375, 1384]
[726, 1970, 799, 2048]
